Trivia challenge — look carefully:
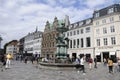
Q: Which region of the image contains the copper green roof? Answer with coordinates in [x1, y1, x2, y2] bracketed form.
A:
[58, 19, 65, 27]
[47, 19, 65, 30]
[50, 23, 53, 30]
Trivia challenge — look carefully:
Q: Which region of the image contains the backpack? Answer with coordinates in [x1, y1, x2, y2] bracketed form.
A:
[89, 58, 93, 63]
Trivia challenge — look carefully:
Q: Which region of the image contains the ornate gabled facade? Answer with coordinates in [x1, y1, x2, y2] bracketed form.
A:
[41, 16, 70, 58]
[6, 40, 19, 55]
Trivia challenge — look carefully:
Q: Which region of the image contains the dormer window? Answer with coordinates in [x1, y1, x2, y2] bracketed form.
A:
[74, 23, 78, 28]
[69, 25, 72, 29]
[108, 8, 114, 14]
[95, 12, 99, 18]
[79, 22, 83, 26]
[86, 19, 91, 24]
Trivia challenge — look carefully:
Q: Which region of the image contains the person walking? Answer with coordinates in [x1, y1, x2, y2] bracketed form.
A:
[103, 58, 107, 66]
[5, 53, 12, 69]
[80, 55, 86, 73]
[94, 58, 97, 68]
[117, 57, 120, 72]
[108, 58, 113, 73]
[0, 55, 6, 71]
[75, 58, 80, 70]
[88, 57, 93, 70]
[24, 56, 28, 64]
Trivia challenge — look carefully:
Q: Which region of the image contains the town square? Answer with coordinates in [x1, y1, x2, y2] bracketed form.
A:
[0, 0, 120, 80]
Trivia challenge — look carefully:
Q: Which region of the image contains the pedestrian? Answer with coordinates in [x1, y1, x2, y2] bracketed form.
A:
[107, 58, 113, 73]
[117, 57, 120, 72]
[0, 55, 6, 71]
[94, 58, 97, 68]
[75, 58, 80, 70]
[24, 56, 28, 64]
[80, 55, 86, 73]
[5, 53, 12, 69]
[31, 55, 35, 64]
[103, 58, 107, 66]
[88, 57, 93, 70]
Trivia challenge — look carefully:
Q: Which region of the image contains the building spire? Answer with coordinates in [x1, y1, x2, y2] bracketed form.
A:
[64, 15, 70, 27]
[36, 26, 38, 32]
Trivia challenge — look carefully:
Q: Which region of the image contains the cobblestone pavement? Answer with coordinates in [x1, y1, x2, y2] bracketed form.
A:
[0, 61, 120, 80]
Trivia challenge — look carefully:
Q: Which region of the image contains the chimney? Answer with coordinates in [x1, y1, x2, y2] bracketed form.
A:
[64, 15, 70, 27]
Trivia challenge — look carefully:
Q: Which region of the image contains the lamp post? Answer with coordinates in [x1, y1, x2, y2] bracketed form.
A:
[116, 49, 120, 58]
[0, 35, 3, 49]
[93, 47, 95, 58]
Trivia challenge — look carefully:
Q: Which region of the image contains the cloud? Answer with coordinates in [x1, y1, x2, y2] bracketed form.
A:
[81, 0, 115, 9]
[0, 0, 117, 48]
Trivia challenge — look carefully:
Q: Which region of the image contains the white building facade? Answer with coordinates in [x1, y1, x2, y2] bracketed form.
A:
[65, 18, 94, 61]
[65, 4, 120, 62]
[93, 4, 120, 62]
[24, 29, 43, 56]
[33, 31, 42, 56]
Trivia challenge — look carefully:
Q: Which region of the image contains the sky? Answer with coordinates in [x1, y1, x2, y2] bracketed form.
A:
[0, 0, 119, 48]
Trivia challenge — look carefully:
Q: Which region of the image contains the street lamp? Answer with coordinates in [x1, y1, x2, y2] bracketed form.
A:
[93, 47, 95, 58]
[116, 49, 120, 58]
[0, 35, 3, 49]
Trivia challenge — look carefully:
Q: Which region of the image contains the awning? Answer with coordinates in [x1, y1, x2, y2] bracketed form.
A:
[95, 53, 100, 55]
[110, 52, 115, 55]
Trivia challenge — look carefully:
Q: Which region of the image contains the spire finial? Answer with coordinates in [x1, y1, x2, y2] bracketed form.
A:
[36, 26, 38, 32]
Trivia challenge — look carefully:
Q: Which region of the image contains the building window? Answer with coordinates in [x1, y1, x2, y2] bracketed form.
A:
[96, 29, 100, 34]
[103, 38, 107, 45]
[95, 12, 99, 18]
[81, 38, 84, 47]
[73, 39, 76, 48]
[77, 30, 79, 34]
[86, 37, 91, 47]
[67, 32, 69, 36]
[110, 17, 114, 22]
[70, 40, 72, 48]
[102, 19, 106, 24]
[111, 37, 116, 45]
[77, 39, 79, 48]
[70, 31, 72, 36]
[86, 27, 90, 33]
[81, 29, 84, 34]
[110, 25, 115, 32]
[73, 30, 76, 35]
[108, 8, 114, 14]
[96, 39, 100, 46]
[96, 21, 99, 26]
[53, 42, 54, 47]
[103, 27, 107, 34]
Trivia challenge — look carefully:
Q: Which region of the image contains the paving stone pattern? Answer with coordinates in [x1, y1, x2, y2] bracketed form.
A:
[0, 61, 120, 80]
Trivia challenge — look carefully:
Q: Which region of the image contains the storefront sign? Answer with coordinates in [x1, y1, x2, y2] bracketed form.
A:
[98, 46, 113, 49]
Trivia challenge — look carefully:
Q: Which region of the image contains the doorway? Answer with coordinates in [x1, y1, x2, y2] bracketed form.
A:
[72, 53, 76, 62]
[79, 54, 84, 59]
[96, 55, 101, 62]
[102, 52, 109, 62]
[86, 54, 91, 62]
